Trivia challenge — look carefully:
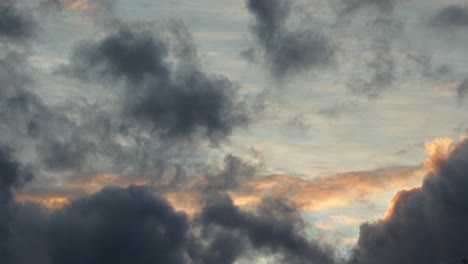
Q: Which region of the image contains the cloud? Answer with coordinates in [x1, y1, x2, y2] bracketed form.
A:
[456, 78, 468, 99]
[0, 146, 33, 263]
[317, 101, 359, 120]
[230, 165, 424, 211]
[339, 0, 399, 15]
[431, 5, 468, 29]
[60, 23, 250, 143]
[17, 159, 424, 216]
[0, 1, 35, 41]
[48, 186, 189, 264]
[245, 0, 335, 78]
[9, 185, 342, 264]
[198, 196, 338, 264]
[349, 138, 468, 264]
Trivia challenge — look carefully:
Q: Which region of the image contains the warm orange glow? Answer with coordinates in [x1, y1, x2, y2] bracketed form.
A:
[16, 193, 70, 209]
[14, 165, 425, 215]
[424, 138, 454, 172]
[383, 186, 421, 220]
[64, 0, 104, 10]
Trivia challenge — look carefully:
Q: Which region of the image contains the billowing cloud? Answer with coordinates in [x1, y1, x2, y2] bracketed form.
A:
[49, 186, 189, 264]
[245, 0, 335, 78]
[5, 184, 342, 264]
[60, 24, 250, 143]
[198, 196, 338, 264]
[350, 138, 468, 264]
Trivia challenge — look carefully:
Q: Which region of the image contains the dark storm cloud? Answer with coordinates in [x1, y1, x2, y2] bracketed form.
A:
[200, 196, 338, 264]
[0, 184, 339, 264]
[0, 1, 35, 41]
[431, 5, 468, 29]
[0, 147, 33, 263]
[49, 186, 189, 264]
[349, 138, 468, 264]
[245, 0, 335, 78]
[60, 25, 250, 143]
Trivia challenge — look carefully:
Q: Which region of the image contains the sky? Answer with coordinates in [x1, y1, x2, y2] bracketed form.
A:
[2, 0, 468, 263]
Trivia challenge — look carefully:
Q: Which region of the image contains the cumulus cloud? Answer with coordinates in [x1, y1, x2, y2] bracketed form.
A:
[198, 196, 338, 264]
[49, 186, 189, 264]
[349, 138, 468, 264]
[60, 24, 250, 143]
[1, 184, 342, 264]
[245, 0, 335, 78]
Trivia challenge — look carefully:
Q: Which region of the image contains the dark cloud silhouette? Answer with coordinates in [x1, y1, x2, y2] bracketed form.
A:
[0, 147, 33, 263]
[49, 186, 189, 264]
[200, 196, 338, 264]
[350, 138, 468, 264]
[61, 25, 250, 143]
[245, 0, 335, 78]
[0, 1, 35, 41]
[431, 5, 468, 29]
[2, 184, 342, 264]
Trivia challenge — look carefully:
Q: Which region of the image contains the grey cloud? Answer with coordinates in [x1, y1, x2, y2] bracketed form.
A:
[317, 101, 359, 119]
[348, 48, 395, 99]
[406, 53, 451, 80]
[246, 0, 335, 78]
[60, 24, 250, 143]
[0, 184, 340, 264]
[339, 0, 399, 15]
[431, 5, 468, 29]
[0, 1, 35, 41]
[457, 78, 468, 99]
[350, 138, 468, 264]
[39, 137, 95, 172]
[49, 186, 189, 264]
[200, 196, 338, 264]
[344, 16, 403, 98]
[0, 147, 33, 263]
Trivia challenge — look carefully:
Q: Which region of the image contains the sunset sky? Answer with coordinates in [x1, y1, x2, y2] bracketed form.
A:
[2, 0, 468, 263]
